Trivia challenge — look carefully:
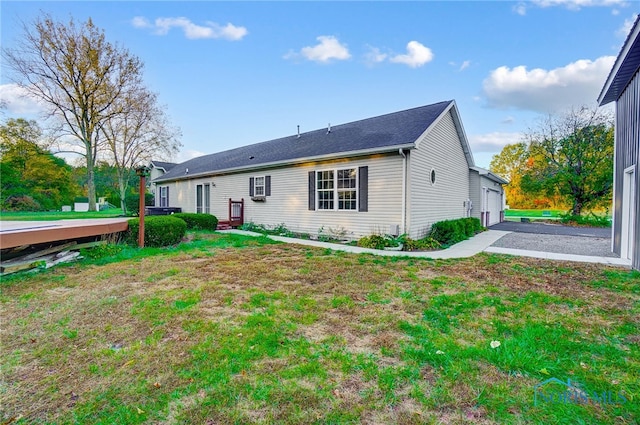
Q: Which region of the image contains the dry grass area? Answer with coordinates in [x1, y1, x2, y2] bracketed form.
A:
[1, 233, 638, 424]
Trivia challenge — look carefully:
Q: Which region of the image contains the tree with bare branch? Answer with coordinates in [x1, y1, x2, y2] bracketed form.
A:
[100, 86, 181, 214]
[3, 14, 144, 211]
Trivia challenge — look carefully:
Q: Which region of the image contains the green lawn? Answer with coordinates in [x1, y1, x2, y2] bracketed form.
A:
[0, 209, 125, 221]
[1, 232, 638, 424]
[504, 209, 564, 218]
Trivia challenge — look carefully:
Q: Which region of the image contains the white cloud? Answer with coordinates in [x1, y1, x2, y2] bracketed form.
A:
[617, 14, 638, 38]
[364, 46, 387, 66]
[131, 16, 151, 29]
[389, 41, 434, 68]
[459, 60, 471, 71]
[501, 116, 515, 125]
[0, 84, 46, 115]
[513, 2, 528, 15]
[286, 36, 351, 63]
[468, 132, 523, 153]
[132, 16, 247, 41]
[514, 0, 627, 14]
[482, 56, 616, 112]
[177, 149, 205, 163]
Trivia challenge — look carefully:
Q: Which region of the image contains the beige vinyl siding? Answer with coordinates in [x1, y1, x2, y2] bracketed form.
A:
[469, 172, 504, 222]
[167, 153, 404, 239]
[407, 110, 470, 238]
[469, 170, 481, 221]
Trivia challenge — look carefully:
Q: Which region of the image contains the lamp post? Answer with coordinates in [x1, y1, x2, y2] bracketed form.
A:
[135, 165, 151, 248]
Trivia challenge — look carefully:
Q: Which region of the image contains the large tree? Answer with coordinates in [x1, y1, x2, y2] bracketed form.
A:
[0, 118, 79, 210]
[100, 86, 181, 213]
[2, 14, 143, 211]
[520, 107, 614, 215]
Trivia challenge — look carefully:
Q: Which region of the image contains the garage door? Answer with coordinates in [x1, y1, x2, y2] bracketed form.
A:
[486, 189, 502, 226]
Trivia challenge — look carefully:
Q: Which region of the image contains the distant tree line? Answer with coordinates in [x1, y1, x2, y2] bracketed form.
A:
[490, 106, 614, 216]
[0, 117, 143, 212]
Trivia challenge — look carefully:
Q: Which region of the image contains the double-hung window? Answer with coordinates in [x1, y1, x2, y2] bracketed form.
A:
[254, 176, 265, 196]
[316, 168, 357, 211]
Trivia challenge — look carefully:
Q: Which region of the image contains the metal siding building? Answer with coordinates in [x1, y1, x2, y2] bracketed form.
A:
[599, 16, 640, 270]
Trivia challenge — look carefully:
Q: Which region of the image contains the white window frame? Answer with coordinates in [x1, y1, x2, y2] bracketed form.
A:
[253, 176, 265, 197]
[158, 186, 168, 207]
[315, 167, 358, 211]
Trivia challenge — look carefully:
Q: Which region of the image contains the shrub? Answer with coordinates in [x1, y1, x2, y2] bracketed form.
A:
[173, 213, 218, 230]
[2, 195, 43, 211]
[241, 222, 268, 233]
[429, 217, 482, 246]
[126, 216, 187, 247]
[125, 193, 155, 216]
[559, 212, 611, 227]
[357, 234, 389, 250]
[403, 237, 441, 251]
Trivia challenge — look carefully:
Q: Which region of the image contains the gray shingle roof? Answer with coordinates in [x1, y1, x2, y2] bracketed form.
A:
[156, 100, 453, 182]
[150, 161, 177, 171]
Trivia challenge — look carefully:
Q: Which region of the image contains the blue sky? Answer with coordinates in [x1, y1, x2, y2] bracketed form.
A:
[1, 1, 637, 168]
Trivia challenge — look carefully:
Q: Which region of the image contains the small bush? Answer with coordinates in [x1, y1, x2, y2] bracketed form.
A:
[126, 216, 187, 247]
[559, 212, 611, 228]
[356, 234, 403, 249]
[173, 213, 218, 230]
[2, 195, 43, 211]
[403, 237, 441, 251]
[241, 222, 268, 233]
[125, 193, 155, 216]
[429, 217, 482, 246]
[357, 235, 388, 250]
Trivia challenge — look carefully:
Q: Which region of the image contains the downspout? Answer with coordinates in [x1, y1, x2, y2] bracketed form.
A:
[399, 148, 407, 235]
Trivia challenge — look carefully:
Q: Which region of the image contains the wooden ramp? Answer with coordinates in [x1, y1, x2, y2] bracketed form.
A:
[0, 218, 130, 250]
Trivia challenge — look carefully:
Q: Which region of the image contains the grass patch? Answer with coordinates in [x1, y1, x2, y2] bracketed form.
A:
[1, 235, 638, 424]
[0, 209, 125, 220]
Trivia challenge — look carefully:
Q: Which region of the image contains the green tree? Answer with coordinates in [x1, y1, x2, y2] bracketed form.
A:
[0, 118, 79, 210]
[2, 14, 144, 212]
[520, 107, 614, 215]
[489, 142, 532, 208]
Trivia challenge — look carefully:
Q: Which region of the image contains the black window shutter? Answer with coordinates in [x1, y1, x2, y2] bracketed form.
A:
[358, 166, 368, 212]
[249, 177, 254, 197]
[166, 187, 169, 207]
[265, 176, 271, 196]
[308, 171, 315, 211]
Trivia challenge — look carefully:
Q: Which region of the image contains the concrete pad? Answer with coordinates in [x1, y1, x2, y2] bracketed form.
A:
[484, 246, 631, 267]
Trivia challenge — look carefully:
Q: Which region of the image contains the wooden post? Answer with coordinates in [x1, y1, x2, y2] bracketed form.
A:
[138, 174, 146, 248]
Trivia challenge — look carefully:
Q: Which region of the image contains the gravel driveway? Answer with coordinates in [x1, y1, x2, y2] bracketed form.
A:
[489, 221, 616, 258]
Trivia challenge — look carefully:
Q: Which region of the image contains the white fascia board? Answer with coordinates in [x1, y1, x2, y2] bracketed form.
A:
[153, 144, 416, 183]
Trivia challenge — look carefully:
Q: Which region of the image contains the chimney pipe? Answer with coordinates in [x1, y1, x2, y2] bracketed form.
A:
[297, 125, 300, 138]
[327, 123, 331, 134]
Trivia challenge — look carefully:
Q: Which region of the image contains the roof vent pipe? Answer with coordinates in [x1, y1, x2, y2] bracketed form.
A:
[327, 123, 331, 134]
[297, 125, 300, 138]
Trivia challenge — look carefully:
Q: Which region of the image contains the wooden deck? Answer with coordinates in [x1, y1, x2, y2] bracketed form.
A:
[0, 218, 130, 250]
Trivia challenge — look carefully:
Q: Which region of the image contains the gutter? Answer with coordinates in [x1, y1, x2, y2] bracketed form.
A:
[154, 143, 416, 183]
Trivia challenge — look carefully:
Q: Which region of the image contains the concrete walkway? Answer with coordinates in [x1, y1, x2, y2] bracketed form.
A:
[220, 229, 631, 267]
